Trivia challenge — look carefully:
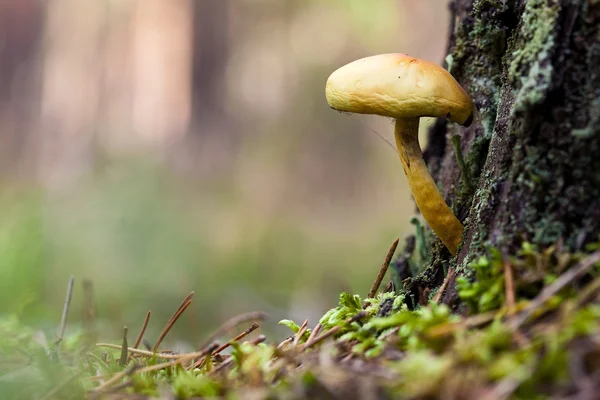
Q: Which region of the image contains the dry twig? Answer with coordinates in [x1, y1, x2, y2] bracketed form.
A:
[119, 326, 128, 366]
[133, 310, 151, 350]
[249, 335, 266, 345]
[191, 322, 260, 369]
[277, 337, 293, 350]
[293, 320, 309, 347]
[128, 310, 151, 362]
[301, 312, 366, 351]
[200, 311, 268, 349]
[58, 276, 75, 342]
[306, 322, 322, 344]
[301, 326, 342, 350]
[504, 259, 516, 316]
[153, 291, 195, 352]
[575, 277, 600, 308]
[432, 268, 455, 304]
[96, 343, 187, 359]
[366, 238, 400, 300]
[510, 250, 600, 330]
[208, 336, 266, 377]
[134, 343, 219, 375]
[214, 322, 260, 355]
[209, 358, 235, 376]
[90, 342, 220, 391]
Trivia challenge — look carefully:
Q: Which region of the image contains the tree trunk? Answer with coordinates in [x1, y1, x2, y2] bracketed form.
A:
[401, 0, 600, 308]
[0, 0, 43, 179]
[190, 0, 230, 133]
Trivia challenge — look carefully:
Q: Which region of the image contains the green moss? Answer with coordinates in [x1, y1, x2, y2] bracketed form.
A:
[4, 241, 600, 398]
[532, 218, 565, 245]
[278, 319, 312, 343]
[441, 2, 515, 256]
[410, 217, 431, 273]
[172, 370, 221, 398]
[451, 135, 475, 199]
[466, 135, 492, 183]
[508, 0, 560, 111]
[449, 0, 508, 108]
[572, 95, 600, 138]
[508, 0, 558, 82]
[319, 292, 365, 330]
[457, 248, 505, 313]
[390, 350, 453, 398]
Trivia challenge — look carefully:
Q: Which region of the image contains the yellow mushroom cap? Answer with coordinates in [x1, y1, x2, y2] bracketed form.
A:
[325, 53, 474, 126]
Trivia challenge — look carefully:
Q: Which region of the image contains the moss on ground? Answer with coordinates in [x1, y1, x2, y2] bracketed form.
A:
[3, 238, 600, 399]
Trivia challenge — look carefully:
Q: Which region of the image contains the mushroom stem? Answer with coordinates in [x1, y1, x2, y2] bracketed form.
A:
[394, 118, 464, 255]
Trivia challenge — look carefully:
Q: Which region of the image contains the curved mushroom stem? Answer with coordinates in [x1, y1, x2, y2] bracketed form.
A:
[394, 118, 464, 255]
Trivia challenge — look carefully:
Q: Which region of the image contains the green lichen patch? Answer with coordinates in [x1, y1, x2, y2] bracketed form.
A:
[449, 0, 514, 120]
[507, 0, 560, 111]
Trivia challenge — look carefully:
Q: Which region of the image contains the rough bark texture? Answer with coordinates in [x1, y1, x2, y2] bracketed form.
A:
[406, 0, 600, 307]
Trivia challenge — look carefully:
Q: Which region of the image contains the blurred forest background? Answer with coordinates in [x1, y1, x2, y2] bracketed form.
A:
[0, 0, 450, 344]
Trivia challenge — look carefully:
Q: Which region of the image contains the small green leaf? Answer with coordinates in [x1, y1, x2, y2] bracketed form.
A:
[278, 319, 300, 333]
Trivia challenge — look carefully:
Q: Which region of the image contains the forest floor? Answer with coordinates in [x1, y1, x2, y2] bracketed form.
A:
[3, 238, 600, 400]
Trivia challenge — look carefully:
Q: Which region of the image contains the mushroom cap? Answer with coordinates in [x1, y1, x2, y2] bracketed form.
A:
[325, 53, 474, 126]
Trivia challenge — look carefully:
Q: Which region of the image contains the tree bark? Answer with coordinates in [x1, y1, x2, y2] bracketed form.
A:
[0, 0, 43, 178]
[190, 0, 230, 134]
[403, 0, 600, 307]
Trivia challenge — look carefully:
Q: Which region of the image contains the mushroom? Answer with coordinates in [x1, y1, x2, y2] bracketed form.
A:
[325, 53, 474, 255]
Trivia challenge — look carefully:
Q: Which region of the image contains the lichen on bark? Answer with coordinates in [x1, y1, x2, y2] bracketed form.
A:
[401, 0, 600, 307]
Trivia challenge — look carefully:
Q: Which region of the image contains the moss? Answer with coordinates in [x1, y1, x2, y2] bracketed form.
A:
[457, 248, 505, 313]
[507, 0, 559, 82]
[451, 126, 493, 218]
[571, 94, 600, 138]
[461, 171, 502, 248]
[508, 0, 560, 111]
[279, 319, 312, 342]
[473, 0, 505, 13]
[410, 217, 431, 273]
[441, 0, 599, 266]
[5, 241, 600, 399]
[432, 0, 600, 276]
[532, 218, 565, 245]
[449, 0, 511, 107]
[465, 134, 491, 184]
[440, 0, 518, 263]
